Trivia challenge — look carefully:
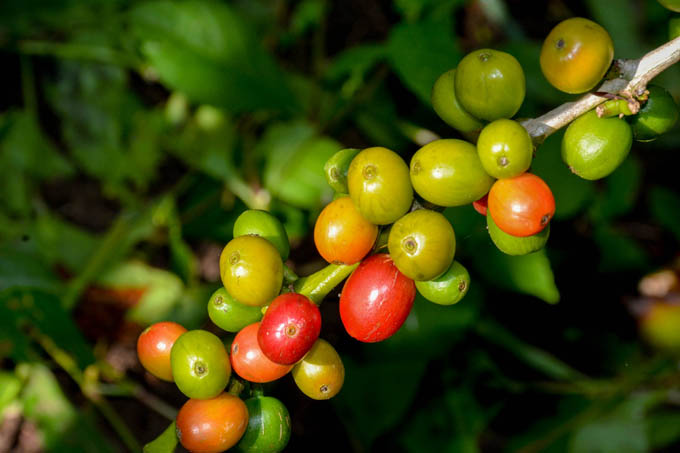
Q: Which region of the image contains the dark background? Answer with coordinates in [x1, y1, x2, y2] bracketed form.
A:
[1, 0, 680, 452]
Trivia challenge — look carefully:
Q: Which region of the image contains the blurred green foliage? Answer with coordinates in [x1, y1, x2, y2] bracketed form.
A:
[1, 0, 680, 452]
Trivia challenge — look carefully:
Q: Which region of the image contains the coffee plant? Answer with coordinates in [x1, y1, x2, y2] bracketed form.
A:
[2, 1, 680, 452]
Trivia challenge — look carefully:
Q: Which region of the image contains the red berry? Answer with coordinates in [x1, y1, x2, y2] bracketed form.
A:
[136, 321, 187, 381]
[231, 322, 293, 383]
[488, 173, 555, 237]
[473, 194, 489, 216]
[339, 254, 416, 343]
[258, 293, 321, 365]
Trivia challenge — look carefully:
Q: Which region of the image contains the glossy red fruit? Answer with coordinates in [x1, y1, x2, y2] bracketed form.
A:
[488, 173, 555, 237]
[231, 323, 293, 383]
[136, 321, 187, 381]
[339, 254, 416, 343]
[258, 293, 321, 365]
[473, 194, 488, 216]
[176, 393, 248, 453]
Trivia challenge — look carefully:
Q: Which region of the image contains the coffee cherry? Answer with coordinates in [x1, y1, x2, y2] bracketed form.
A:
[388, 209, 456, 281]
[410, 139, 494, 207]
[324, 148, 361, 194]
[236, 396, 291, 452]
[258, 293, 321, 365]
[540, 17, 614, 94]
[431, 68, 484, 133]
[207, 287, 262, 333]
[455, 48, 525, 121]
[347, 147, 413, 225]
[292, 339, 344, 400]
[220, 236, 283, 307]
[630, 85, 679, 142]
[562, 110, 632, 180]
[137, 321, 187, 382]
[170, 330, 231, 400]
[230, 323, 293, 383]
[176, 393, 248, 453]
[487, 211, 550, 256]
[339, 254, 415, 342]
[233, 210, 290, 260]
[477, 119, 533, 179]
[640, 302, 680, 350]
[488, 173, 555, 237]
[415, 260, 470, 305]
[314, 196, 378, 265]
[473, 194, 489, 216]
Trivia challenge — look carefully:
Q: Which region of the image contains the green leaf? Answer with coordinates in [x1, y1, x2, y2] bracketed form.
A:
[647, 411, 680, 450]
[0, 372, 22, 413]
[33, 213, 98, 274]
[143, 422, 178, 453]
[649, 186, 680, 242]
[590, 156, 642, 222]
[333, 356, 428, 448]
[387, 19, 462, 104]
[532, 130, 595, 220]
[130, 0, 298, 112]
[0, 242, 62, 294]
[19, 363, 115, 453]
[471, 241, 560, 304]
[261, 121, 339, 209]
[593, 225, 649, 272]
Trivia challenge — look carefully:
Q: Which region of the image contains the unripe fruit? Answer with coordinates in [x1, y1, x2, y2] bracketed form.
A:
[220, 236, 283, 307]
[477, 119, 533, 179]
[170, 330, 231, 400]
[388, 209, 456, 281]
[207, 287, 262, 333]
[487, 212, 550, 256]
[233, 210, 290, 260]
[236, 396, 291, 452]
[640, 302, 680, 351]
[258, 293, 321, 365]
[540, 18, 614, 94]
[455, 48, 525, 121]
[659, 0, 680, 13]
[176, 393, 249, 453]
[562, 110, 632, 180]
[314, 196, 378, 265]
[630, 85, 679, 142]
[137, 321, 187, 381]
[292, 339, 345, 400]
[431, 68, 484, 133]
[415, 260, 470, 305]
[324, 148, 361, 194]
[347, 147, 413, 225]
[488, 173, 555, 237]
[410, 139, 494, 207]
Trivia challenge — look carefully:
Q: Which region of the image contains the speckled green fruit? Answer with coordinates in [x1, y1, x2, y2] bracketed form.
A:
[324, 148, 361, 194]
[477, 119, 533, 179]
[207, 287, 263, 333]
[388, 209, 455, 281]
[670, 16, 680, 39]
[659, 0, 680, 12]
[233, 210, 290, 260]
[455, 49, 525, 121]
[431, 68, 484, 133]
[630, 85, 679, 142]
[562, 110, 632, 180]
[170, 330, 230, 400]
[347, 147, 413, 225]
[236, 396, 291, 453]
[415, 260, 469, 305]
[487, 212, 549, 256]
[410, 139, 494, 207]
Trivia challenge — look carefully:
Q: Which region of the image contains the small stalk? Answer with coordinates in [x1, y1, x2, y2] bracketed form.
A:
[294, 262, 359, 304]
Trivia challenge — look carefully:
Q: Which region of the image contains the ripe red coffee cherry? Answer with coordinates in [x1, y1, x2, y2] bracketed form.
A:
[137, 321, 187, 381]
[339, 254, 415, 343]
[488, 173, 555, 237]
[258, 293, 321, 365]
[231, 322, 293, 383]
[176, 393, 248, 453]
[473, 194, 489, 216]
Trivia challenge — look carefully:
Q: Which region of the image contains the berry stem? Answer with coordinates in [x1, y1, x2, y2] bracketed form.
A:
[522, 36, 680, 144]
[293, 262, 359, 304]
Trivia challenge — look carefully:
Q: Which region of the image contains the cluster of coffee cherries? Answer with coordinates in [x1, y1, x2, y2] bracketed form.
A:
[137, 209, 344, 452]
